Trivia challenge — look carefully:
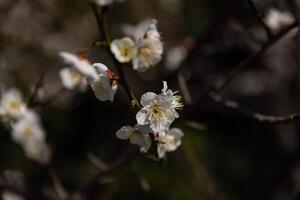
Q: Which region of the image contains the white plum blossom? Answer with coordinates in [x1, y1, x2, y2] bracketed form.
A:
[265, 9, 294, 32]
[87, 63, 118, 102]
[59, 52, 118, 102]
[136, 81, 182, 133]
[59, 52, 98, 80]
[110, 37, 134, 63]
[122, 19, 158, 41]
[116, 124, 151, 153]
[2, 191, 24, 200]
[121, 19, 163, 72]
[59, 67, 87, 90]
[0, 88, 27, 121]
[156, 128, 184, 158]
[11, 110, 46, 146]
[93, 0, 124, 6]
[10, 109, 51, 164]
[132, 39, 163, 72]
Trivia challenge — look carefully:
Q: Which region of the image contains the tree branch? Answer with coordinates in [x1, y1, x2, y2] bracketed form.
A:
[203, 19, 300, 98]
[211, 94, 300, 124]
[90, 3, 141, 108]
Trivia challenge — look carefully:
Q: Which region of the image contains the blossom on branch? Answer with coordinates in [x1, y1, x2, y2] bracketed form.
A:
[116, 124, 152, 153]
[136, 81, 182, 133]
[59, 67, 87, 91]
[156, 128, 184, 159]
[87, 63, 118, 102]
[110, 37, 134, 63]
[264, 9, 294, 32]
[59, 52, 118, 102]
[0, 88, 27, 121]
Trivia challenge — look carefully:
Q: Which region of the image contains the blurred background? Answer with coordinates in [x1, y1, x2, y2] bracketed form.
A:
[1, 0, 300, 199]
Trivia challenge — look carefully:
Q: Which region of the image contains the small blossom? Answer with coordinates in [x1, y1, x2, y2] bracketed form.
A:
[87, 63, 118, 102]
[23, 141, 51, 164]
[132, 39, 163, 72]
[59, 52, 98, 80]
[2, 191, 24, 200]
[265, 9, 294, 32]
[156, 128, 184, 159]
[116, 124, 151, 153]
[0, 88, 27, 121]
[110, 37, 134, 63]
[11, 110, 45, 146]
[136, 81, 182, 133]
[122, 19, 158, 41]
[59, 67, 87, 90]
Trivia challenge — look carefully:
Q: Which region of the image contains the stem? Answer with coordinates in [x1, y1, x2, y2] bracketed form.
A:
[211, 94, 300, 124]
[90, 3, 141, 108]
[204, 19, 300, 97]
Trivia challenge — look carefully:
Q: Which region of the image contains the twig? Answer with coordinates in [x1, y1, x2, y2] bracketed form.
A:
[27, 73, 44, 107]
[81, 148, 139, 197]
[46, 164, 68, 200]
[245, 0, 273, 38]
[90, 3, 141, 108]
[211, 94, 300, 124]
[203, 19, 300, 98]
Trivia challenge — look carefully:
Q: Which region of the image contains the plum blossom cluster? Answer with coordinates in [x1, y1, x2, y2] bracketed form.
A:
[116, 81, 184, 159]
[111, 19, 163, 72]
[59, 52, 118, 102]
[0, 88, 51, 164]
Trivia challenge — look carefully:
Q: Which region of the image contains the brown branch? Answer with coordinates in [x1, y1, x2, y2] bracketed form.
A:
[203, 19, 300, 98]
[211, 94, 300, 124]
[27, 74, 44, 107]
[90, 3, 141, 108]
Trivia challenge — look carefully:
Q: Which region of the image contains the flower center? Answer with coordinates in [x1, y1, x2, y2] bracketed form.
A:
[22, 127, 33, 139]
[138, 46, 152, 59]
[8, 100, 20, 110]
[149, 105, 164, 120]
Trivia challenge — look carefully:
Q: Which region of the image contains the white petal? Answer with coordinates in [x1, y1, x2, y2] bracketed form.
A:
[136, 107, 149, 125]
[140, 92, 157, 106]
[110, 37, 134, 63]
[157, 144, 166, 159]
[116, 126, 135, 140]
[92, 63, 108, 75]
[59, 52, 98, 79]
[88, 75, 117, 102]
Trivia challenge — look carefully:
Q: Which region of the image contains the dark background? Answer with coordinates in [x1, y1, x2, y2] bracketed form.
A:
[1, 0, 300, 199]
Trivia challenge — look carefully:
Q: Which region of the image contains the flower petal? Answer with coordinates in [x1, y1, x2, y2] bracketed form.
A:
[136, 107, 149, 125]
[116, 126, 135, 140]
[140, 92, 157, 106]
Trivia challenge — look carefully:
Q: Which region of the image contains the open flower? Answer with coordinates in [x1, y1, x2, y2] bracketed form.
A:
[11, 110, 46, 146]
[59, 52, 98, 80]
[122, 19, 158, 41]
[110, 37, 134, 63]
[136, 81, 182, 133]
[116, 124, 151, 153]
[0, 88, 27, 121]
[156, 128, 184, 159]
[132, 39, 163, 72]
[87, 63, 118, 102]
[59, 67, 87, 90]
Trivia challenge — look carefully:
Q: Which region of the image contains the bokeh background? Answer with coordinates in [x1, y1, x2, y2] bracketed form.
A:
[1, 0, 300, 199]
